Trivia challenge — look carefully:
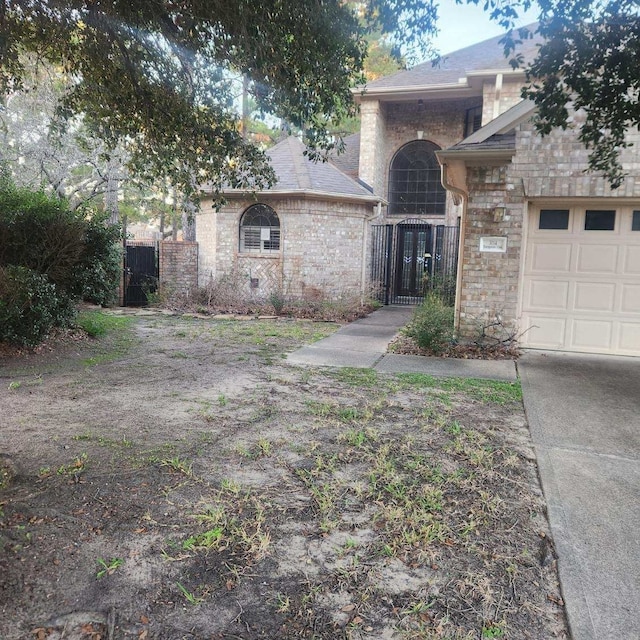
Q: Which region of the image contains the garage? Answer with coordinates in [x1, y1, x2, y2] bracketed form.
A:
[520, 204, 640, 356]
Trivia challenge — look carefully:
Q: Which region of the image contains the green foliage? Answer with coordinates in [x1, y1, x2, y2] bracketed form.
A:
[0, 181, 122, 345]
[76, 311, 134, 338]
[0, 1, 438, 204]
[74, 215, 122, 306]
[404, 294, 455, 354]
[0, 266, 63, 346]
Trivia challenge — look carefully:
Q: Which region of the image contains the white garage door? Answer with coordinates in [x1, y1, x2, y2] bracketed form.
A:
[521, 205, 640, 356]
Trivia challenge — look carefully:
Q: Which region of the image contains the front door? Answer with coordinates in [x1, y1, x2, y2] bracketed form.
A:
[395, 224, 432, 297]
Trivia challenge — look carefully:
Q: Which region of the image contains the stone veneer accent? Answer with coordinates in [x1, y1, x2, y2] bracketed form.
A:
[197, 197, 376, 300]
[159, 241, 198, 297]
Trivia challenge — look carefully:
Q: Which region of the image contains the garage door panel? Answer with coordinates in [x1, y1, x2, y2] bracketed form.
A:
[619, 323, 640, 354]
[623, 246, 640, 274]
[527, 280, 570, 310]
[576, 244, 618, 273]
[522, 206, 640, 355]
[570, 319, 613, 350]
[531, 244, 572, 272]
[621, 284, 640, 313]
[574, 282, 616, 312]
[523, 316, 566, 348]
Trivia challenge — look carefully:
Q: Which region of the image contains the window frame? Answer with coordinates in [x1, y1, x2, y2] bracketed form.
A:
[239, 203, 281, 254]
[388, 140, 447, 217]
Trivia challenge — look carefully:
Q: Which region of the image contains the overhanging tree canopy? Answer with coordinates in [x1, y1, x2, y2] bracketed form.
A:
[0, 0, 437, 205]
[2, 1, 639, 196]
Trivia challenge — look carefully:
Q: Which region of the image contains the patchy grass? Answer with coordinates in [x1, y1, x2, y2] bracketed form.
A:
[75, 310, 135, 338]
[0, 315, 567, 640]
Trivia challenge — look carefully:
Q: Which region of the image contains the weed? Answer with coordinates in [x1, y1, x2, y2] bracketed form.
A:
[96, 557, 123, 578]
[482, 622, 506, 638]
[218, 394, 227, 407]
[177, 582, 204, 605]
[160, 456, 193, 476]
[7, 381, 21, 390]
[275, 593, 291, 613]
[57, 453, 88, 476]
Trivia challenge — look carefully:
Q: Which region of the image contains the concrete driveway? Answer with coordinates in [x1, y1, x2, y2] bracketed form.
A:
[518, 351, 640, 640]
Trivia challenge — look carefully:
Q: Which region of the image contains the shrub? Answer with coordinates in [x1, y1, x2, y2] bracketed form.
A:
[0, 181, 122, 344]
[0, 266, 62, 346]
[404, 293, 455, 354]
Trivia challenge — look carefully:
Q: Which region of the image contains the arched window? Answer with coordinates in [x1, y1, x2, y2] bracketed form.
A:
[388, 141, 446, 216]
[239, 204, 280, 253]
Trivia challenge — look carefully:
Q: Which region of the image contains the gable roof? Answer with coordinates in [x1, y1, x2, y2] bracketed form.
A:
[221, 136, 380, 203]
[357, 26, 542, 100]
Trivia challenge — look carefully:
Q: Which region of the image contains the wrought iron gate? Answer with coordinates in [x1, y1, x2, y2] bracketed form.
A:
[124, 241, 159, 306]
[371, 220, 459, 306]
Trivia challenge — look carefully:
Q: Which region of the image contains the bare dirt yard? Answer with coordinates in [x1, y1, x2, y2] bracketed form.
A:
[0, 312, 568, 640]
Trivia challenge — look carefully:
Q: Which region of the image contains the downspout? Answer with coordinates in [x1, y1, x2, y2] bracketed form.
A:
[440, 162, 468, 336]
[361, 200, 383, 301]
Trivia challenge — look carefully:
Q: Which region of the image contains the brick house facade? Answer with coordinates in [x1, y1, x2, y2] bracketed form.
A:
[197, 137, 382, 301]
[195, 29, 640, 356]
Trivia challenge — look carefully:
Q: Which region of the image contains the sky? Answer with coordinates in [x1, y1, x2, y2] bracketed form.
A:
[431, 0, 540, 55]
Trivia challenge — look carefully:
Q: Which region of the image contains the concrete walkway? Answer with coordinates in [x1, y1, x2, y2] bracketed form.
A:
[519, 352, 640, 640]
[287, 305, 517, 382]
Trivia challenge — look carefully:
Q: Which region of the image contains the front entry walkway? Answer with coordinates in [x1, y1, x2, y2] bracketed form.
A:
[519, 351, 640, 640]
[286, 305, 517, 381]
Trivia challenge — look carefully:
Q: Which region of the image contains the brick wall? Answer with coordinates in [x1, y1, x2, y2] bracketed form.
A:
[512, 118, 640, 198]
[197, 197, 375, 300]
[481, 77, 523, 125]
[159, 241, 198, 297]
[457, 165, 524, 340]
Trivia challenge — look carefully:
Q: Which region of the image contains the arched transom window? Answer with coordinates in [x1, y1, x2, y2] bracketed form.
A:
[239, 203, 280, 253]
[388, 141, 446, 216]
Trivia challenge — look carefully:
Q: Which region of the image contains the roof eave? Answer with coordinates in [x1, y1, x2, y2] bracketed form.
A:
[205, 188, 386, 206]
[353, 82, 479, 102]
[436, 148, 515, 163]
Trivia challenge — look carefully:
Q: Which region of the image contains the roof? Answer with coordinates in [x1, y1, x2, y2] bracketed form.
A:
[437, 99, 536, 160]
[221, 136, 379, 203]
[358, 26, 542, 98]
[328, 133, 360, 180]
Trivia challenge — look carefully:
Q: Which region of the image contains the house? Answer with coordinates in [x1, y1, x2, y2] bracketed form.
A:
[196, 29, 640, 357]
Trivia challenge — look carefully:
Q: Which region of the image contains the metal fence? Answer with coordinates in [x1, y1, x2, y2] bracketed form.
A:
[371, 221, 460, 306]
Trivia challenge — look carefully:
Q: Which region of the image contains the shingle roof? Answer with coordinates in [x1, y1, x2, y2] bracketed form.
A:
[365, 27, 542, 90]
[446, 131, 516, 153]
[221, 136, 377, 200]
[328, 133, 360, 180]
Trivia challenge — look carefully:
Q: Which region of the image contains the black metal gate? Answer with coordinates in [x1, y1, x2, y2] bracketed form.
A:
[371, 220, 459, 305]
[124, 241, 159, 306]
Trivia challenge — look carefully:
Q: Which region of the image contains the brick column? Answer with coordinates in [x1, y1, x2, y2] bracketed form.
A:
[159, 241, 198, 296]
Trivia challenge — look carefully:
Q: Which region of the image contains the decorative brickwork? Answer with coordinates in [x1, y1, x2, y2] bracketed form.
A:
[160, 241, 198, 297]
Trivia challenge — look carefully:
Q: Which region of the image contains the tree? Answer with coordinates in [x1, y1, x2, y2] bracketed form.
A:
[0, 1, 437, 207]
